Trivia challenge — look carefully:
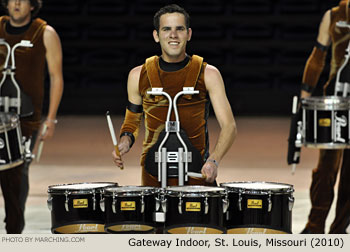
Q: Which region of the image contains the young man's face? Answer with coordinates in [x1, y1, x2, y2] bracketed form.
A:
[7, 0, 34, 26]
[153, 12, 192, 62]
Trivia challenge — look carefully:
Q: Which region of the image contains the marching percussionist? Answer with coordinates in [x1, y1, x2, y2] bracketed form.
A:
[112, 4, 237, 187]
[0, 0, 63, 233]
[290, 0, 350, 234]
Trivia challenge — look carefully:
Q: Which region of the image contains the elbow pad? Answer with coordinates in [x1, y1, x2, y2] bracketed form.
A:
[302, 44, 328, 91]
[120, 107, 142, 147]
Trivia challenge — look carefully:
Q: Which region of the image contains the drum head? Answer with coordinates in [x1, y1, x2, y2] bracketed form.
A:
[220, 181, 293, 194]
[165, 185, 226, 197]
[48, 182, 117, 194]
[104, 186, 155, 196]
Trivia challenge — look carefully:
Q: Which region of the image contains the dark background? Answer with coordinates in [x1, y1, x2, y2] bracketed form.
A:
[1, 0, 337, 116]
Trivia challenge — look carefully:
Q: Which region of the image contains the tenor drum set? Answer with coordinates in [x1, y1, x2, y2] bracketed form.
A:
[47, 182, 294, 234]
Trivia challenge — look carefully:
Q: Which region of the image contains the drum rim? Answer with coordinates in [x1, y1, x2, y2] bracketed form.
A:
[220, 181, 294, 194]
[301, 96, 350, 110]
[104, 186, 156, 195]
[165, 185, 226, 196]
[303, 142, 350, 149]
[47, 182, 118, 194]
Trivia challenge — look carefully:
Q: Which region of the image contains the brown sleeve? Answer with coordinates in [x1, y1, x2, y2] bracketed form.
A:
[119, 108, 142, 141]
[301, 46, 328, 89]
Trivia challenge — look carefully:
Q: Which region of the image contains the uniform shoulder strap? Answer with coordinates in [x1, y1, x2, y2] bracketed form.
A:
[184, 55, 203, 88]
[24, 18, 47, 43]
[145, 55, 162, 88]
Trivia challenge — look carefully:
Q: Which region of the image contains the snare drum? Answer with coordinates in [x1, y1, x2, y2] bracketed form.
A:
[163, 186, 228, 234]
[103, 186, 156, 233]
[0, 112, 23, 171]
[300, 96, 350, 149]
[47, 182, 117, 234]
[220, 182, 294, 234]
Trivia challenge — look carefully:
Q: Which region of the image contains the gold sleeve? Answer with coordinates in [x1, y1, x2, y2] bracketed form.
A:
[119, 108, 142, 146]
[301, 46, 328, 89]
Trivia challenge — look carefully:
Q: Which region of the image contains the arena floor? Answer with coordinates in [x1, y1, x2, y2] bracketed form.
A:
[0, 116, 344, 234]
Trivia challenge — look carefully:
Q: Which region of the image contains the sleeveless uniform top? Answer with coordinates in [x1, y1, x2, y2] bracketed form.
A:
[139, 55, 209, 168]
[328, 1, 350, 84]
[0, 16, 47, 136]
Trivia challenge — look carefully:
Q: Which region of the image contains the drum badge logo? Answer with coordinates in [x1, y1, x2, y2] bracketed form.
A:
[335, 113, 347, 143]
[0, 138, 4, 149]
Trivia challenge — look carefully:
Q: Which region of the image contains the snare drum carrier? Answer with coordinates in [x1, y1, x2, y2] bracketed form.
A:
[162, 186, 228, 234]
[299, 96, 350, 148]
[220, 182, 294, 234]
[142, 55, 209, 187]
[0, 36, 36, 169]
[102, 186, 156, 233]
[47, 182, 117, 234]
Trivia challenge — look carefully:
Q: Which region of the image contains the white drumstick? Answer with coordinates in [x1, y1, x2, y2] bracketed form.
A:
[36, 124, 47, 162]
[292, 96, 298, 114]
[106, 111, 123, 170]
[187, 172, 206, 179]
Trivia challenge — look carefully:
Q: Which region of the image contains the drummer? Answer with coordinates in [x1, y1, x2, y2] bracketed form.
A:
[112, 4, 237, 186]
[0, 0, 63, 233]
[296, 0, 350, 234]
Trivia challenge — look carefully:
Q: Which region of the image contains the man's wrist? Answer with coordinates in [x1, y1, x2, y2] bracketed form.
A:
[207, 158, 219, 168]
[120, 132, 135, 148]
[46, 118, 58, 124]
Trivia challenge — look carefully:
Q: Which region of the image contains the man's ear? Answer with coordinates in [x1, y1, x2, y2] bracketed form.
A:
[187, 28, 192, 41]
[153, 30, 160, 43]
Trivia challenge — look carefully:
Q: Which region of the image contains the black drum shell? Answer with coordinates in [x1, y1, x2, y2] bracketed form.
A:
[164, 194, 226, 234]
[0, 112, 23, 170]
[49, 192, 105, 234]
[224, 191, 292, 234]
[104, 193, 156, 233]
[305, 110, 349, 144]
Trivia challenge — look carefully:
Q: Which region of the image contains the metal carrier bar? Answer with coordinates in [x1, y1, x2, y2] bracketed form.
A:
[147, 87, 199, 188]
[0, 40, 33, 114]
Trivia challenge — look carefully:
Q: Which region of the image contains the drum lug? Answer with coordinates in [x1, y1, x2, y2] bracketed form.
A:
[155, 196, 160, 211]
[238, 192, 242, 211]
[178, 195, 183, 214]
[288, 196, 294, 211]
[47, 196, 52, 211]
[222, 193, 229, 213]
[161, 198, 167, 213]
[112, 192, 117, 214]
[64, 191, 69, 212]
[268, 192, 272, 212]
[100, 197, 105, 212]
[141, 194, 145, 214]
[92, 190, 96, 211]
[204, 197, 209, 215]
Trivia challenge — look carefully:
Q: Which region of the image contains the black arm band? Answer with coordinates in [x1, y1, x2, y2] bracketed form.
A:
[301, 83, 315, 93]
[120, 132, 135, 148]
[127, 101, 143, 113]
[315, 41, 329, 52]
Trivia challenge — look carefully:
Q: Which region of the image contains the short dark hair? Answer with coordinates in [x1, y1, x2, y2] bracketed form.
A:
[1, 0, 43, 17]
[153, 4, 190, 32]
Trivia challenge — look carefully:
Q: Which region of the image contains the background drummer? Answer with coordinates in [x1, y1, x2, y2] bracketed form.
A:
[295, 0, 350, 234]
[0, 0, 63, 233]
[112, 4, 237, 186]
